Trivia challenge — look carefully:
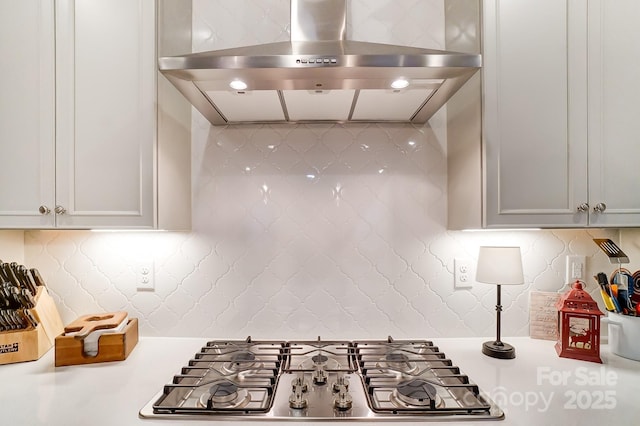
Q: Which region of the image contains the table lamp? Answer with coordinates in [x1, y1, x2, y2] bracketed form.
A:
[476, 246, 524, 359]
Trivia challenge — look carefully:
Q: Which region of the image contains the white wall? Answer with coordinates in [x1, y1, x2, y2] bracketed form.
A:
[23, 0, 623, 339]
[0, 230, 24, 263]
[621, 229, 640, 271]
[23, 226, 618, 339]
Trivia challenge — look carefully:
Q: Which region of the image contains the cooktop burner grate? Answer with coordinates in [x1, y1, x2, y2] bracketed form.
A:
[282, 339, 357, 373]
[141, 336, 504, 421]
[354, 339, 495, 416]
[152, 338, 285, 414]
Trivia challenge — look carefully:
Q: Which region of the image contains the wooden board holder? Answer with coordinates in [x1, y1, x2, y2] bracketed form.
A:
[0, 286, 65, 365]
[54, 317, 138, 367]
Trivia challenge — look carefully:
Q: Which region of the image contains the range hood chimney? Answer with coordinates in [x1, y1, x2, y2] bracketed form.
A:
[159, 0, 481, 126]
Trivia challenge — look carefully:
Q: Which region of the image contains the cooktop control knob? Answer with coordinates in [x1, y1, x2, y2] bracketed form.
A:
[333, 384, 353, 410]
[289, 383, 308, 409]
[291, 375, 309, 393]
[332, 373, 350, 392]
[313, 367, 327, 385]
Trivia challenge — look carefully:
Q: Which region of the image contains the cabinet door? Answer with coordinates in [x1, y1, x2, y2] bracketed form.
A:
[483, 0, 589, 227]
[55, 0, 155, 228]
[587, 0, 640, 226]
[0, 0, 55, 228]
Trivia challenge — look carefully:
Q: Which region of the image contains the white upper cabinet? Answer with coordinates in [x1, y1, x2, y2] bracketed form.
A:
[478, 0, 640, 228]
[587, 0, 640, 226]
[0, 0, 191, 229]
[482, 0, 589, 228]
[0, 0, 56, 228]
[55, 0, 156, 228]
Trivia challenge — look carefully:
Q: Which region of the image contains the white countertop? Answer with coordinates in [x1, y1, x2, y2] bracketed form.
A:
[2, 336, 638, 425]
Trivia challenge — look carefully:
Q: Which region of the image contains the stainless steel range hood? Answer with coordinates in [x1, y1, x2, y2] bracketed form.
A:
[159, 0, 481, 126]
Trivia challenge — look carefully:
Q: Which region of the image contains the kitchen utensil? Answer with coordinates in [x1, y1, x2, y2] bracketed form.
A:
[0, 310, 10, 331]
[8, 262, 24, 288]
[0, 309, 18, 330]
[0, 282, 34, 310]
[20, 309, 39, 328]
[64, 311, 128, 340]
[631, 270, 640, 314]
[3, 283, 20, 309]
[29, 268, 46, 287]
[18, 288, 36, 309]
[1, 263, 21, 288]
[0, 260, 8, 282]
[593, 239, 630, 264]
[611, 269, 633, 313]
[9, 286, 27, 309]
[0, 284, 11, 309]
[10, 309, 27, 329]
[604, 312, 640, 361]
[0, 285, 64, 365]
[10, 264, 26, 291]
[17, 265, 37, 295]
[595, 272, 618, 312]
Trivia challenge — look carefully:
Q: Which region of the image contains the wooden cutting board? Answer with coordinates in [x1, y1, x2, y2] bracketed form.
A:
[64, 311, 128, 340]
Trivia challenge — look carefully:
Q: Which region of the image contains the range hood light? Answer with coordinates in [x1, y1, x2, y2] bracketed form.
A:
[390, 79, 409, 89]
[229, 80, 248, 90]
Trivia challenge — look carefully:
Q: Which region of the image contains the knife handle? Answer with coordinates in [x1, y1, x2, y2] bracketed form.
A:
[30, 268, 46, 287]
[0, 260, 8, 282]
[20, 309, 39, 328]
[18, 265, 38, 295]
[0, 309, 18, 330]
[19, 288, 36, 309]
[1, 263, 20, 287]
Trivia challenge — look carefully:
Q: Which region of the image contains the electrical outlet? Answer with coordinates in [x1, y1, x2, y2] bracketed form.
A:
[454, 258, 473, 289]
[565, 255, 586, 283]
[137, 261, 155, 291]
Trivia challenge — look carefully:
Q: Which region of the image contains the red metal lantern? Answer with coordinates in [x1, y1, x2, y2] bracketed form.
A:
[555, 281, 604, 363]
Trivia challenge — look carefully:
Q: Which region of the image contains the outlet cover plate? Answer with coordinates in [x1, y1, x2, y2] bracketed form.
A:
[565, 255, 586, 284]
[454, 258, 473, 289]
[136, 261, 155, 291]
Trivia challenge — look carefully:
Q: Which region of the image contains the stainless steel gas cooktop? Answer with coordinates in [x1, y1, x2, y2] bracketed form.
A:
[139, 337, 504, 421]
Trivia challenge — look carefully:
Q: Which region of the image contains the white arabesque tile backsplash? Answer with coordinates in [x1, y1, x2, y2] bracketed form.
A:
[23, 0, 619, 338]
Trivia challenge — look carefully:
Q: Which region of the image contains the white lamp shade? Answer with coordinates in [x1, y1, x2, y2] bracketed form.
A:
[475, 246, 524, 285]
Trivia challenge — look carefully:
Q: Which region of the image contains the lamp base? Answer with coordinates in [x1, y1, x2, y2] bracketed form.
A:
[482, 341, 516, 359]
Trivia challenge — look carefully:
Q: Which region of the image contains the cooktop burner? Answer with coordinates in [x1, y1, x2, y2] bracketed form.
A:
[378, 351, 419, 375]
[139, 336, 504, 421]
[198, 380, 252, 409]
[393, 379, 440, 409]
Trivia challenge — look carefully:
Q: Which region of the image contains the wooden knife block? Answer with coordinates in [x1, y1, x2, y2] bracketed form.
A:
[0, 286, 64, 365]
[54, 317, 138, 367]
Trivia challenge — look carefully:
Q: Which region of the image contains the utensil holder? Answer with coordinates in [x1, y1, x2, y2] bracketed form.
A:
[0, 286, 64, 365]
[54, 317, 138, 367]
[603, 312, 640, 361]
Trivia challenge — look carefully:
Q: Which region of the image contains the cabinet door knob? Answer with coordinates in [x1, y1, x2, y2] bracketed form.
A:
[577, 203, 589, 212]
[593, 203, 607, 213]
[39, 205, 51, 215]
[54, 205, 66, 215]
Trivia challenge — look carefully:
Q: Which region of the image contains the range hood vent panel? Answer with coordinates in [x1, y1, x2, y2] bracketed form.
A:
[204, 90, 286, 122]
[352, 89, 435, 121]
[283, 90, 354, 121]
[160, 0, 481, 125]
